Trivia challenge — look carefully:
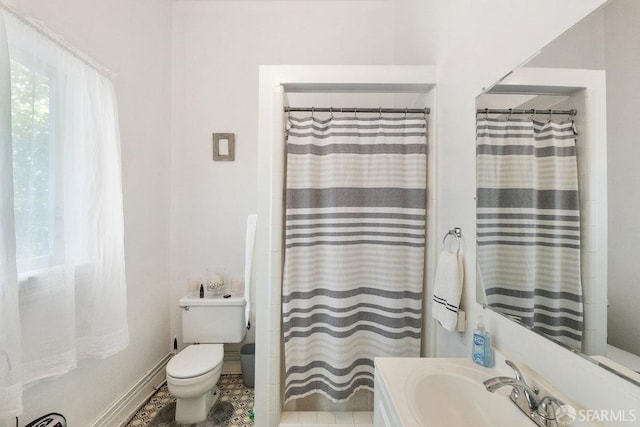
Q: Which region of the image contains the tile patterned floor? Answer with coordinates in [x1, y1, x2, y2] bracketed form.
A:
[126, 374, 254, 427]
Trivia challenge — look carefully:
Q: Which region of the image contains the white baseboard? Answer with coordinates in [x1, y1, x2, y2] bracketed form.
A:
[90, 352, 173, 427]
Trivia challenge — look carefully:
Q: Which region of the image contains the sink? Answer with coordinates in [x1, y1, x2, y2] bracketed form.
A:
[374, 358, 531, 426]
[407, 365, 526, 426]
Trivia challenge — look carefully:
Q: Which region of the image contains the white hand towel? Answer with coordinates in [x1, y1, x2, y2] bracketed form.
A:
[432, 249, 464, 331]
[244, 214, 257, 329]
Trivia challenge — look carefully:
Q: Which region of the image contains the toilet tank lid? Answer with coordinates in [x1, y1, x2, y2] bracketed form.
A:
[179, 294, 246, 307]
[167, 344, 224, 379]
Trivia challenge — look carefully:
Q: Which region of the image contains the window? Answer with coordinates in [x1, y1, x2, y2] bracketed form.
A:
[10, 59, 62, 272]
[1, 10, 128, 408]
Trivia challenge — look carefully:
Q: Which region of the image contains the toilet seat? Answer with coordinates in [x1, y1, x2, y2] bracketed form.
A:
[167, 344, 224, 379]
[166, 363, 220, 388]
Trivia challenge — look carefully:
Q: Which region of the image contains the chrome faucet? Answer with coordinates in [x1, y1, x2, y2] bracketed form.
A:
[538, 396, 566, 426]
[484, 360, 565, 427]
[484, 360, 540, 412]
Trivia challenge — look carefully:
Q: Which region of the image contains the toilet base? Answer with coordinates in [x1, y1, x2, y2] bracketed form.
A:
[174, 386, 220, 424]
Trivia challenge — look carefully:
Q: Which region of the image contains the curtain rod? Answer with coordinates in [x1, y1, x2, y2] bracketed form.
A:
[477, 108, 577, 116]
[285, 107, 430, 114]
[0, 1, 116, 79]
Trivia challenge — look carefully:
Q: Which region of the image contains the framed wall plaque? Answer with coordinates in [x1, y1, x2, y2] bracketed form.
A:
[213, 133, 235, 161]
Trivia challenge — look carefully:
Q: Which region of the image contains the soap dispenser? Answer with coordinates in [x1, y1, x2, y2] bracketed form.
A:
[472, 318, 495, 367]
[472, 319, 487, 366]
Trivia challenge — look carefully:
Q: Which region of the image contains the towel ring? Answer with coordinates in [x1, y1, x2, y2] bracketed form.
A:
[442, 228, 462, 254]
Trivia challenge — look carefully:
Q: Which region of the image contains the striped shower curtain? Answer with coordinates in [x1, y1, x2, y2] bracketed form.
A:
[476, 117, 583, 351]
[282, 113, 427, 402]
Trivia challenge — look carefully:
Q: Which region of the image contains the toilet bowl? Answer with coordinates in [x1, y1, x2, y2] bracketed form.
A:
[166, 344, 224, 424]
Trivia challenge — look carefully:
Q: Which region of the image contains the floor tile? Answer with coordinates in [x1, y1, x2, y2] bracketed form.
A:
[126, 374, 254, 426]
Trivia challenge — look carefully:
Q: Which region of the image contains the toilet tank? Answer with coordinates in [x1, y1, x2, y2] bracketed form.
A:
[179, 294, 247, 343]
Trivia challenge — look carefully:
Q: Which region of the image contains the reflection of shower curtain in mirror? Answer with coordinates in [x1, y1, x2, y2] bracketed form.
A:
[282, 114, 426, 402]
[476, 117, 583, 351]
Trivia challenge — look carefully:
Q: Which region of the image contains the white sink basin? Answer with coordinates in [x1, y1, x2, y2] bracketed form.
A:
[375, 358, 531, 426]
[407, 365, 526, 426]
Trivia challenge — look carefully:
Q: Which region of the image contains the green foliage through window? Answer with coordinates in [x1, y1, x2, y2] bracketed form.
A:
[10, 59, 55, 262]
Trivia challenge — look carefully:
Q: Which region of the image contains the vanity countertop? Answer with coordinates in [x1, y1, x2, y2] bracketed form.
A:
[374, 357, 601, 427]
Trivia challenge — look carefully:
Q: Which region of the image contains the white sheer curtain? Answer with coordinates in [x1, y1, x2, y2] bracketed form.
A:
[0, 11, 22, 419]
[0, 9, 128, 417]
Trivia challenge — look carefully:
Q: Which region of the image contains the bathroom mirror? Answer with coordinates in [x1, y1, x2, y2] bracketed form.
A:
[476, 0, 640, 384]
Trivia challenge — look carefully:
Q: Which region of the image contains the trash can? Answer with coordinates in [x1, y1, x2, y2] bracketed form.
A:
[240, 343, 255, 388]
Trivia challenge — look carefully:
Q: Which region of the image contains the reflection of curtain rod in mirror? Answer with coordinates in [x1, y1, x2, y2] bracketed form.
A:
[476, 108, 576, 116]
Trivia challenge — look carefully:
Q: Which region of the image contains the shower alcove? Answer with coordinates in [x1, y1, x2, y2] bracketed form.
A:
[255, 65, 438, 426]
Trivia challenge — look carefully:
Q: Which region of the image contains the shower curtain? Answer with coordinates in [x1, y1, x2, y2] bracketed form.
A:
[282, 113, 427, 402]
[476, 117, 583, 350]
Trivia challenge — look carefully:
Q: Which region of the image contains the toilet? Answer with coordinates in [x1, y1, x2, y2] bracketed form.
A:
[166, 293, 246, 424]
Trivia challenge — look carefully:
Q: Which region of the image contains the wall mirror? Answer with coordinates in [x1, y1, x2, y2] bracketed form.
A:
[476, 0, 640, 385]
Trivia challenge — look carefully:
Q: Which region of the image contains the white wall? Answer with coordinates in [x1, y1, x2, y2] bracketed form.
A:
[392, 0, 436, 65]
[169, 0, 408, 349]
[527, 7, 606, 70]
[9, 0, 173, 425]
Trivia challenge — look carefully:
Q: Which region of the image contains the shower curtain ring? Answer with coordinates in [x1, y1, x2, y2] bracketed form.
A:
[484, 108, 489, 120]
[330, 107, 334, 119]
[508, 108, 513, 121]
[547, 109, 552, 122]
[311, 106, 315, 119]
[354, 107, 357, 118]
[404, 107, 408, 118]
[529, 109, 536, 120]
[379, 107, 382, 119]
